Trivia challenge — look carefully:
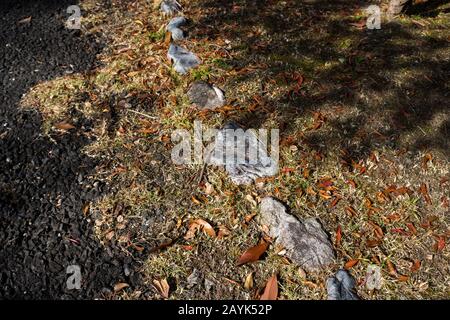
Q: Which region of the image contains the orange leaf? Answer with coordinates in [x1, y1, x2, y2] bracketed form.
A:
[422, 153, 432, 169]
[419, 183, 432, 205]
[195, 219, 216, 237]
[344, 259, 359, 269]
[329, 197, 341, 209]
[260, 274, 278, 300]
[191, 195, 202, 205]
[347, 179, 357, 188]
[406, 222, 417, 235]
[398, 274, 409, 282]
[237, 241, 269, 266]
[366, 239, 382, 247]
[435, 236, 446, 252]
[387, 260, 397, 277]
[369, 221, 384, 239]
[335, 225, 342, 247]
[345, 206, 357, 217]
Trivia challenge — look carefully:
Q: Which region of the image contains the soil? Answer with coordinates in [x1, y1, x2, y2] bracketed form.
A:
[0, 0, 139, 299]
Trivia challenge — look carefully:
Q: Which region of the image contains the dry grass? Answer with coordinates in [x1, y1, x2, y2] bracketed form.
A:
[19, 0, 449, 299]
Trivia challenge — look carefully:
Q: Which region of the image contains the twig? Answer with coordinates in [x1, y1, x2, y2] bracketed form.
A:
[126, 109, 158, 120]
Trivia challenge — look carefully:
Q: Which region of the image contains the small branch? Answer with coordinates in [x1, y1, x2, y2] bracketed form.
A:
[126, 109, 158, 120]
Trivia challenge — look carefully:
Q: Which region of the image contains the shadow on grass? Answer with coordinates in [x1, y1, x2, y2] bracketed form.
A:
[193, 0, 449, 161]
[0, 0, 142, 299]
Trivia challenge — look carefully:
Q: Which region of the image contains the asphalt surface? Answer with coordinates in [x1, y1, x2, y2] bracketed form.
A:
[0, 0, 138, 299]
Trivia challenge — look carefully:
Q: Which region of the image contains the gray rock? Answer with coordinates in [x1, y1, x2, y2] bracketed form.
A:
[187, 81, 225, 109]
[186, 268, 202, 289]
[259, 197, 335, 271]
[167, 44, 200, 74]
[327, 269, 359, 300]
[365, 264, 382, 290]
[160, 0, 181, 15]
[207, 123, 278, 185]
[166, 16, 187, 41]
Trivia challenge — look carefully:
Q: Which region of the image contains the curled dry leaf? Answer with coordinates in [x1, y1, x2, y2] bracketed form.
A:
[411, 260, 421, 272]
[260, 274, 278, 300]
[335, 225, 342, 247]
[204, 182, 215, 195]
[184, 218, 216, 240]
[419, 183, 432, 205]
[114, 282, 129, 292]
[217, 225, 231, 239]
[237, 240, 269, 266]
[387, 260, 398, 277]
[153, 278, 170, 299]
[54, 121, 75, 130]
[435, 236, 446, 252]
[345, 206, 357, 217]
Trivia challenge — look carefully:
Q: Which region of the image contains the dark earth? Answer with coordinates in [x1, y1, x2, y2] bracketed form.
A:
[0, 0, 139, 299]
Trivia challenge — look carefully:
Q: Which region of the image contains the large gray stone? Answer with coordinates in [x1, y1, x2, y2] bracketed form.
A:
[207, 123, 278, 185]
[166, 16, 187, 41]
[259, 197, 335, 271]
[167, 44, 200, 74]
[326, 269, 359, 300]
[187, 81, 225, 110]
[160, 0, 181, 15]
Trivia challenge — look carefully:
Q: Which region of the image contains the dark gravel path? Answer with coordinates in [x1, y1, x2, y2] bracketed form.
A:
[0, 0, 138, 299]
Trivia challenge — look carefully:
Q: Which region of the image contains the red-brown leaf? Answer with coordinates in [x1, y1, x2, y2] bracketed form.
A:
[237, 241, 269, 266]
[344, 259, 359, 269]
[260, 274, 278, 300]
[335, 225, 342, 247]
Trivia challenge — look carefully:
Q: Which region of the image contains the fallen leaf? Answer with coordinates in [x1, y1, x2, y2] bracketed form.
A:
[329, 196, 341, 209]
[422, 153, 432, 169]
[419, 183, 432, 205]
[435, 236, 446, 252]
[244, 272, 254, 290]
[406, 222, 417, 235]
[113, 282, 129, 292]
[18, 16, 32, 24]
[237, 241, 269, 266]
[260, 274, 278, 300]
[105, 230, 115, 240]
[153, 279, 170, 298]
[196, 219, 216, 237]
[345, 259, 359, 269]
[366, 239, 382, 247]
[387, 260, 398, 277]
[369, 221, 384, 239]
[185, 218, 216, 239]
[217, 225, 231, 239]
[345, 206, 357, 217]
[204, 182, 215, 195]
[54, 121, 75, 130]
[191, 195, 202, 205]
[411, 260, 421, 272]
[335, 225, 342, 247]
[398, 274, 409, 282]
[244, 212, 257, 223]
[347, 179, 357, 188]
[82, 203, 90, 216]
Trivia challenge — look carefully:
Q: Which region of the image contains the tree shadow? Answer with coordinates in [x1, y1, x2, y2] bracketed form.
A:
[192, 0, 449, 161]
[0, 0, 141, 299]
